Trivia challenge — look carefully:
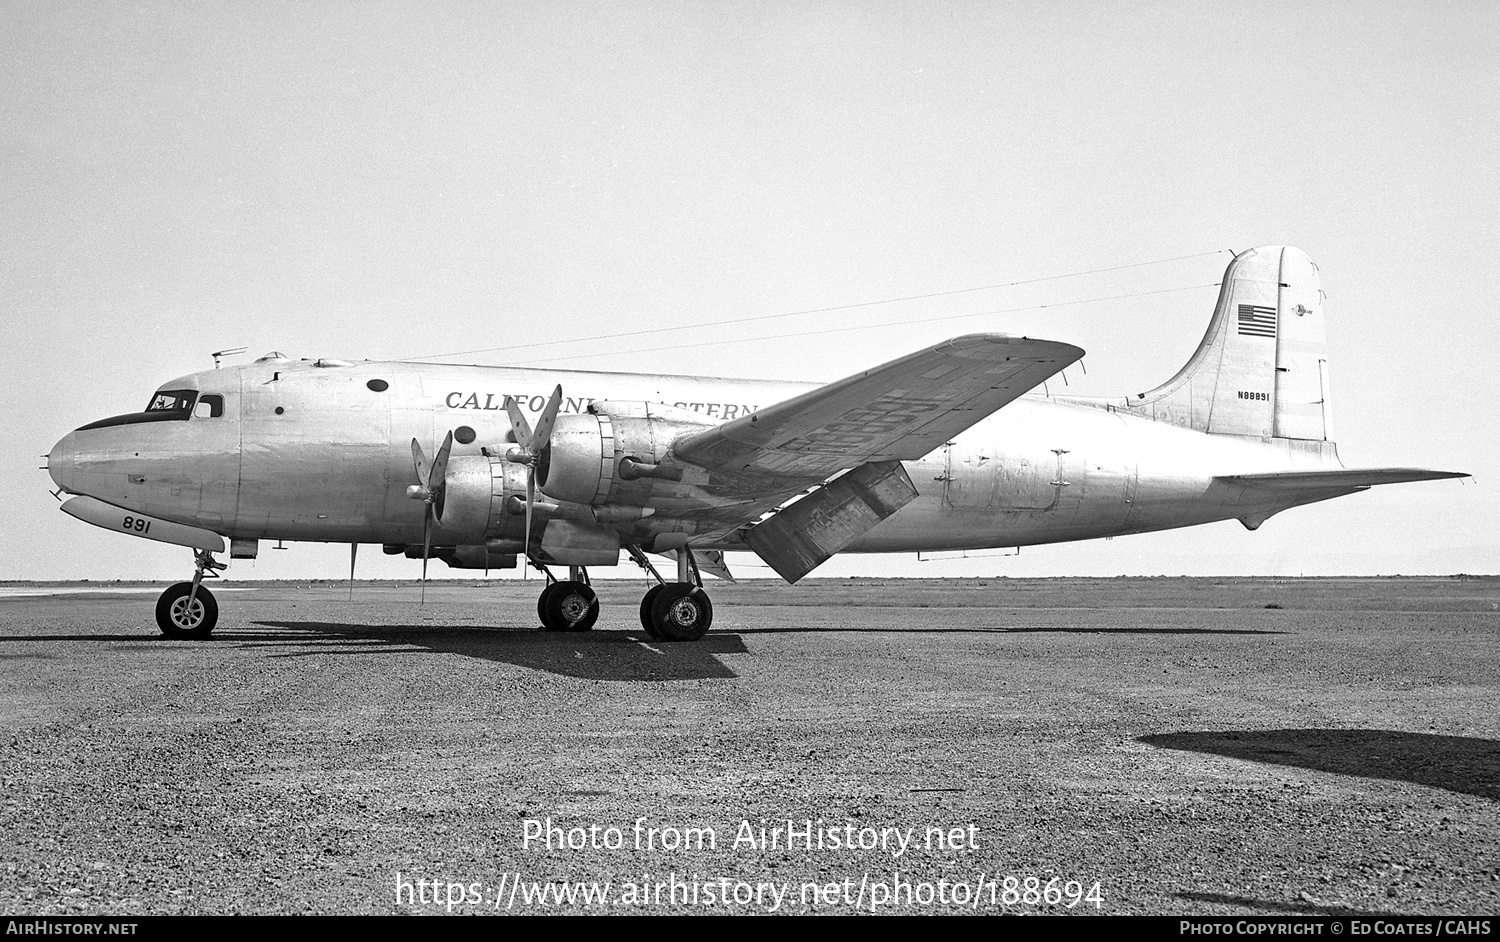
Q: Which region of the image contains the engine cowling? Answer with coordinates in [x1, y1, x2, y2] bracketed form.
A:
[435, 455, 511, 542]
[537, 414, 616, 505]
[535, 405, 716, 506]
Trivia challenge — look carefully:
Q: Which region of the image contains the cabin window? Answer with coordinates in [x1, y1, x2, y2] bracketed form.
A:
[194, 395, 224, 418]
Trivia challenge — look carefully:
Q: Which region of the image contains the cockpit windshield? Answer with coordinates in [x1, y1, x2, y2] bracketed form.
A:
[76, 389, 207, 431]
[145, 389, 198, 413]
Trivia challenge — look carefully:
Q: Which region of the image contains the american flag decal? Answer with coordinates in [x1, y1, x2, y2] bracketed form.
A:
[1237, 304, 1277, 338]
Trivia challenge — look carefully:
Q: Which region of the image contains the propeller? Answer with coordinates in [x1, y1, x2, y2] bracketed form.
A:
[503, 385, 563, 558]
[407, 430, 455, 604]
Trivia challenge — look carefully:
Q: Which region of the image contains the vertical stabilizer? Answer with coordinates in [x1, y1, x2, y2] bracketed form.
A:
[1125, 246, 1330, 442]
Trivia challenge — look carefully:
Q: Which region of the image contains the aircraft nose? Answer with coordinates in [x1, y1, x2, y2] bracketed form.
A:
[48, 431, 77, 493]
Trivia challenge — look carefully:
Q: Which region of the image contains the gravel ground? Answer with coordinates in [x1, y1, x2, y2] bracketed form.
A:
[0, 576, 1496, 916]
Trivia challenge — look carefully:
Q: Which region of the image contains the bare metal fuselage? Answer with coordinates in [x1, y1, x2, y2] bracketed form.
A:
[48, 357, 1341, 559]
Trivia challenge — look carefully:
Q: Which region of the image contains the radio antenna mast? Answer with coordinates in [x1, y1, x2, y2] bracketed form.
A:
[211, 347, 248, 370]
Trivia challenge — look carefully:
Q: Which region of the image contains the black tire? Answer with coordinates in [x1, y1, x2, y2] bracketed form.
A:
[648, 583, 713, 642]
[155, 582, 218, 639]
[537, 582, 559, 625]
[639, 584, 665, 638]
[540, 580, 599, 632]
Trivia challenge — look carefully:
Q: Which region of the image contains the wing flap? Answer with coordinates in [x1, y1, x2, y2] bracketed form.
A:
[744, 460, 918, 583]
[673, 334, 1083, 478]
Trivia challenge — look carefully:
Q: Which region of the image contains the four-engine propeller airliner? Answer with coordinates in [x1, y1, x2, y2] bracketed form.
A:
[45, 246, 1466, 641]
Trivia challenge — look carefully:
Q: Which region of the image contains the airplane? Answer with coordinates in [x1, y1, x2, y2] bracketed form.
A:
[44, 246, 1467, 642]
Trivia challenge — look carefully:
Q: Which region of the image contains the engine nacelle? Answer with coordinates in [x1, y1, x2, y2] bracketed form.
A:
[537, 405, 715, 506]
[538, 414, 616, 506]
[435, 455, 511, 543]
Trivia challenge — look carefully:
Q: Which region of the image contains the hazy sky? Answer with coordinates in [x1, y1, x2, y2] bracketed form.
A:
[3, 1, 1496, 582]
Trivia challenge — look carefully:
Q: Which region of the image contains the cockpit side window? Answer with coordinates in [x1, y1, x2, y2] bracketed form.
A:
[145, 389, 198, 413]
[194, 394, 224, 418]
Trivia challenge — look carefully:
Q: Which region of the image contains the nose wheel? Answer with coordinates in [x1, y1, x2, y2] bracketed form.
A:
[156, 549, 226, 639]
[156, 582, 218, 638]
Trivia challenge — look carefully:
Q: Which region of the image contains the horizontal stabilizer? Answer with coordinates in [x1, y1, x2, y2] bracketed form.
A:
[1219, 468, 1469, 492]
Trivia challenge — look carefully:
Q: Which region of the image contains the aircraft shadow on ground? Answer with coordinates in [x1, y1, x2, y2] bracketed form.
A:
[245, 621, 748, 681]
[0, 634, 173, 643]
[735, 625, 1285, 635]
[1141, 729, 1500, 801]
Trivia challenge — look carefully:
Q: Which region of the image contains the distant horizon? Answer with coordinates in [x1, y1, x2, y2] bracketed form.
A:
[5, 572, 1498, 586]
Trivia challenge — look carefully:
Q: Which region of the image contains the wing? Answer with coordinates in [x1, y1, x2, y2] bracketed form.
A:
[672, 333, 1084, 478]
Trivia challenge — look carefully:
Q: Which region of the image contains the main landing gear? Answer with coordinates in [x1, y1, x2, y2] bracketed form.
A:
[155, 549, 227, 639]
[533, 564, 600, 633]
[630, 545, 713, 643]
[525, 548, 716, 641]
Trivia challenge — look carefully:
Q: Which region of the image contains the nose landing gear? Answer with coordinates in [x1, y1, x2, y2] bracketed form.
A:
[156, 549, 227, 639]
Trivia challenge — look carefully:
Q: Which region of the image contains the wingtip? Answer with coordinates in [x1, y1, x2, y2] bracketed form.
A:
[943, 333, 1085, 361]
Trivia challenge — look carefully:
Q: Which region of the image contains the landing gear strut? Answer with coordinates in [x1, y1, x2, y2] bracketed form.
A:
[534, 563, 599, 632]
[156, 549, 226, 639]
[628, 545, 714, 642]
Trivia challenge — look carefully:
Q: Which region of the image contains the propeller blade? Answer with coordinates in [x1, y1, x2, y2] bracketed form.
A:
[420, 506, 433, 605]
[349, 543, 357, 602]
[430, 431, 454, 486]
[524, 466, 535, 560]
[410, 438, 431, 488]
[531, 385, 564, 452]
[430, 431, 454, 522]
[506, 397, 533, 450]
[504, 387, 560, 565]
